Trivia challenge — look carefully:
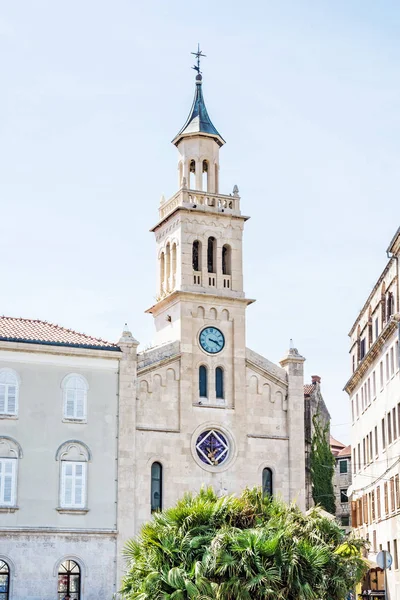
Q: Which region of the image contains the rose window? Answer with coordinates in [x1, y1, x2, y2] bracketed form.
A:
[195, 430, 229, 466]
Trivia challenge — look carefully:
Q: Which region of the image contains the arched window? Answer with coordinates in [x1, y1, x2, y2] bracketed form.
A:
[56, 441, 90, 510]
[0, 437, 21, 508]
[0, 369, 19, 416]
[0, 560, 10, 600]
[207, 237, 216, 273]
[262, 468, 273, 497]
[202, 160, 209, 192]
[215, 164, 219, 194]
[222, 245, 231, 275]
[62, 374, 88, 421]
[151, 462, 162, 512]
[160, 252, 165, 293]
[199, 366, 208, 398]
[165, 243, 171, 292]
[172, 243, 177, 287]
[58, 559, 81, 599]
[192, 240, 201, 271]
[387, 292, 394, 319]
[189, 159, 196, 189]
[215, 367, 224, 400]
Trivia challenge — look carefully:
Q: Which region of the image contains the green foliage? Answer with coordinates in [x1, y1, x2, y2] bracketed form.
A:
[121, 487, 366, 600]
[310, 413, 336, 514]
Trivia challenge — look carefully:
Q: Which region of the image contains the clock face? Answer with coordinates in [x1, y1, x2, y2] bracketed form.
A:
[199, 327, 225, 354]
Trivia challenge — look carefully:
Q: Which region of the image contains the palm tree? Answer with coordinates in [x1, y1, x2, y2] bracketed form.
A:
[121, 487, 366, 600]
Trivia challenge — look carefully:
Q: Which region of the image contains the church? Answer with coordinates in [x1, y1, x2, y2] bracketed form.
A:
[0, 60, 306, 600]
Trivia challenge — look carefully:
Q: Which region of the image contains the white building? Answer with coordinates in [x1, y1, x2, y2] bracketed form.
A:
[0, 67, 307, 600]
[345, 227, 400, 597]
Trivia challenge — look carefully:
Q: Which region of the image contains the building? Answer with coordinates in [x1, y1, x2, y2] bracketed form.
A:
[331, 437, 352, 533]
[304, 375, 331, 510]
[0, 65, 307, 599]
[345, 227, 400, 597]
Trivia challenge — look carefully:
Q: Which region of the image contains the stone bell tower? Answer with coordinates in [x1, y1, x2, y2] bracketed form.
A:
[147, 57, 251, 349]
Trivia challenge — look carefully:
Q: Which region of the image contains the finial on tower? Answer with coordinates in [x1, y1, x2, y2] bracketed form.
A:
[191, 43, 206, 80]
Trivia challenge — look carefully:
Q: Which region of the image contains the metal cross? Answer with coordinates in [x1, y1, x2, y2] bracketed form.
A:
[191, 43, 206, 74]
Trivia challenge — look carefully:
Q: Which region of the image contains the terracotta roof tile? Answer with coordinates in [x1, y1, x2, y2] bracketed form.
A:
[337, 444, 351, 457]
[0, 316, 119, 351]
[330, 434, 345, 449]
[304, 384, 314, 396]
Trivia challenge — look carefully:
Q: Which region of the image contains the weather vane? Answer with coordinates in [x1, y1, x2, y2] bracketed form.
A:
[191, 43, 206, 74]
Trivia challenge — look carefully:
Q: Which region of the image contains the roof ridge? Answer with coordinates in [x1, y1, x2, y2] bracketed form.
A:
[0, 315, 119, 350]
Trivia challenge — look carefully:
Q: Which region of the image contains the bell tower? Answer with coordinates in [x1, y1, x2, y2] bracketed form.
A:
[147, 49, 252, 346]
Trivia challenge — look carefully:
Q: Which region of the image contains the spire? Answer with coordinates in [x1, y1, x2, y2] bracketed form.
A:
[172, 46, 225, 148]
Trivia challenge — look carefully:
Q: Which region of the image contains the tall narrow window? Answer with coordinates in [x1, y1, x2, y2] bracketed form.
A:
[382, 418, 386, 449]
[202, 160, 209, 192]
[372, 371, 376, 398]
[151, 462, 162, 512]
[387, 292, 394, 319]
[207, 237, 216, 273]
[160, 252, 165, 292]
[192, 240, 201, 271]
[189, 159, 196, 189]
[377, 486, 381, 519]
[165, 243, 171, 291]
[62, 374, 88, 421]
[380, 361, 384, 388]
[393, 407, 397, 440]
[199, 366, 208, 398]
[215, 367, 224, 400]
[388, 412, 393, 445]
[0, 368, 19, 416]
[222, 244, 232, 276]
[172, 243, 177, 287]
[262, 468, 273, 497]
[214, 164, 219, 193]
[375, 317, 379, 340]
[0, 458, 17, 506]
[58, 559, 81, 600]
[390, 347, 395, 376]
[375, 426, 378, 457]
[0, 560, 10, 600]
[61, 462, 86, 508]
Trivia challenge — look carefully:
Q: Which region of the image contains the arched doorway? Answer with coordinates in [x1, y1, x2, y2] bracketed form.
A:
[58, 559, 81, 600]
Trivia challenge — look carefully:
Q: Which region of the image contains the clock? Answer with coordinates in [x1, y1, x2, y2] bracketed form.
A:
[199, 327, 225, 354]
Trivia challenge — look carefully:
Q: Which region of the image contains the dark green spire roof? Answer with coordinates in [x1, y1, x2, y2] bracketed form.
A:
[172, 74, 225, 147]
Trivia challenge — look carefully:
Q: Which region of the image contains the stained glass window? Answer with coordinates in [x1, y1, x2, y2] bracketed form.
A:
[58, 559, 80, 600]
[196, 430, 229, 466]
[0, 560, 10, 600]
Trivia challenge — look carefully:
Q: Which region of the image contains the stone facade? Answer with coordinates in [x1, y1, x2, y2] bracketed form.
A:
[0, 70, 307, 599]
[303, 375, 331, 510]
[345, 227, 400, 597]
[331, 439, 352, 533]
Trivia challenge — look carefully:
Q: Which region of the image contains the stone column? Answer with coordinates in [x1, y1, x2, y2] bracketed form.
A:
[280, 342, 306, 511]
[116, 325, 139, 589]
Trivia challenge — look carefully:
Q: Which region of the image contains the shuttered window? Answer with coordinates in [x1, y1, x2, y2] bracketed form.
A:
[0, 458, 17, 506]
[63, 375, 87, 420]
[377, 486, 381, 520]
[61, 461, 86, 508]
[0, 369, 19, 416]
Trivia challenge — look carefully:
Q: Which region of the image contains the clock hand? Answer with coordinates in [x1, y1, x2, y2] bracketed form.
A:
[209, 338, 219, 345]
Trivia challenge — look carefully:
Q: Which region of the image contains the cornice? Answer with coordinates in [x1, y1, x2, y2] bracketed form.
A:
[146, 290, 255, 315]
[0, 340, 121, 360]
[245, 358, 288, 388]
[344, 314, 400, 395]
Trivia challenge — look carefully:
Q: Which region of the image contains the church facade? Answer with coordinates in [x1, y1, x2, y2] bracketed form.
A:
[0, 69, 306, 600]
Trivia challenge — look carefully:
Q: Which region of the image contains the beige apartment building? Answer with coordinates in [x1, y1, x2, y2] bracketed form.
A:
[345, 227, 400, 597]
[0, 68, 307, 600]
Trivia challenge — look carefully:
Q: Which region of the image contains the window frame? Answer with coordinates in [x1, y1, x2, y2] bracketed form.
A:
[339, 459, 348, 474]
[215, 367, 224, 400]
[60, 461, 87, 509]
[62, 374, 88, 422]
[57, 558, 81, 600]
[0, 368, 19, 417]
[199, 365, 208, 399]
[0, 559, 10, 600]
[151, 461, 163, 513]
[340, 488, 348, 504]
[0, 458, 17, 507]
[262, 467, 273, 497]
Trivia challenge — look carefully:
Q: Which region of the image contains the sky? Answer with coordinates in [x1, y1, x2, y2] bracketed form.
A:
[1, 1, 400, 444]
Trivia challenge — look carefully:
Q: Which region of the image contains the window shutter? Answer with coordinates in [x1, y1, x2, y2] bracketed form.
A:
[7, 385, 16, 413]
[62, 462, 74, 506]
[65, 389, 76, 418]
[0, 385, 5, 413]
[73, 463, 86, 507]
[76, 389, 85, 419]
[0, 459, 15, 505]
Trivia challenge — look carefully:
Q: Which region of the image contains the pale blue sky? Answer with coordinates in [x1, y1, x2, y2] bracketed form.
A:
[1, 1, 400, 443]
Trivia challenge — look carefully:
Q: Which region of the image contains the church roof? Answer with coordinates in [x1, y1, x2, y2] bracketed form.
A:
[172, 74, 225, 147]
[0, 316, 119, 351]
[337, 444, 351, 457]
